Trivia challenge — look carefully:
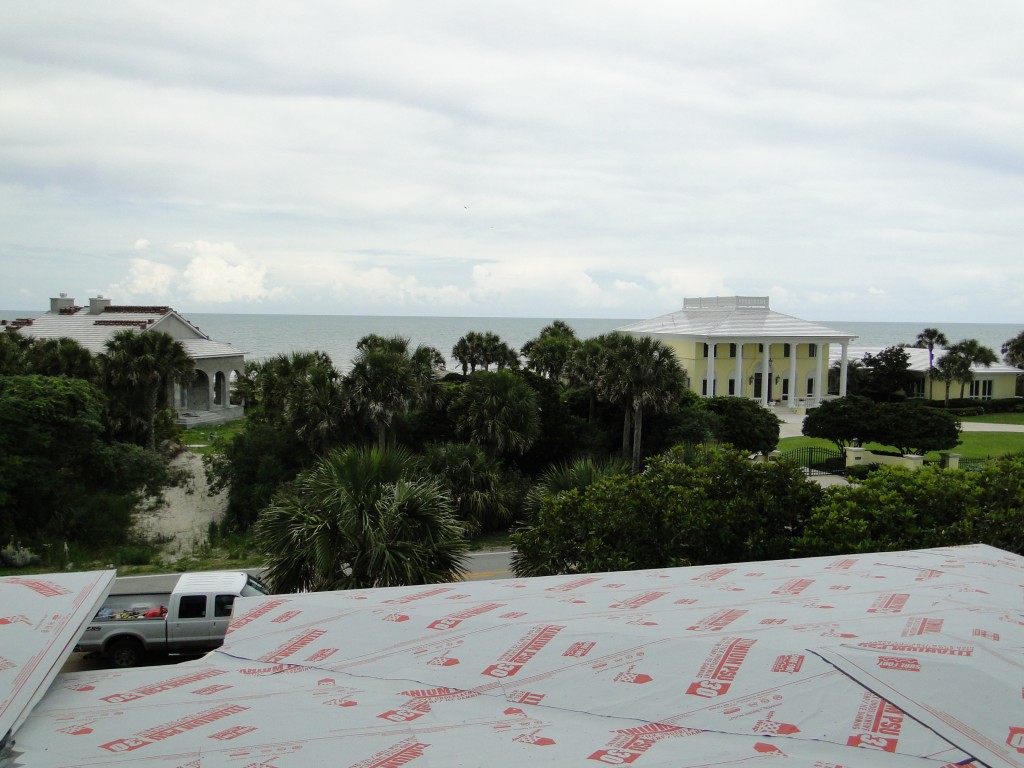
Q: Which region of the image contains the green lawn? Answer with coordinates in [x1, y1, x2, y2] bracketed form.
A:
[181, 420, 246, 454]
[777, 431, 1024, 460]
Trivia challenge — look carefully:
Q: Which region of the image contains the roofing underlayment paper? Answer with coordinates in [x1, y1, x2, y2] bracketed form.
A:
[11, 546, 1024, 766]
[0, 571, 113, 751]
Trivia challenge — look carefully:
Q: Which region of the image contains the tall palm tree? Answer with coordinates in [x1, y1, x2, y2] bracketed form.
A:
[522, 321, 579, 381]
[914, 328, 948, 400]
[345, 335, 445, 449]
[599, 335, 686, 473]
[450, 370, 540, 457]
[945, 339, 999, 399]
[346, 347, 416, 450]
[254, 445, 468, 592]
[99, 330, 194, 448]
[287, 361, 345, 456]
[935, 353, 968, 406]
[568, 335, 613, 423]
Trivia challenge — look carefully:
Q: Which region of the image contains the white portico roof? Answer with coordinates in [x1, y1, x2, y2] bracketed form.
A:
[618, 296, 857, 342]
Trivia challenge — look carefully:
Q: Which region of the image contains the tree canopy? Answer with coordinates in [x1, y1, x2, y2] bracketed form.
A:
[254, 446, 468, 591]
[1003, 329, 1024, 368]
[512, 445, 820, 576]
[803, 396, 960, 454]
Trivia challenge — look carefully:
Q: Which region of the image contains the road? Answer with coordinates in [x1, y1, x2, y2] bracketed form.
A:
[109, 550, 512, 595]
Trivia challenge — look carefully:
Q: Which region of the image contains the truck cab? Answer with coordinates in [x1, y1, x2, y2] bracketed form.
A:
[166, 572, 267, 651]
[76, 571, 269, 667]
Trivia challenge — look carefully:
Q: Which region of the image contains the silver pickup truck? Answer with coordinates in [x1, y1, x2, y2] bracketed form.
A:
[75, 571, 269, 667]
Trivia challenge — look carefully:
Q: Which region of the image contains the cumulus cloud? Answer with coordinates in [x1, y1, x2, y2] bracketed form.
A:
[134, 238, 150, 251]
[109, 258, 177, 299]
[177, 241, 282, 304]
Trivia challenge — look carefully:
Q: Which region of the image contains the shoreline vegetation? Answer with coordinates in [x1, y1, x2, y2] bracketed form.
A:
[3, 411, 1022, 579]
[3, 322, 1022, 585]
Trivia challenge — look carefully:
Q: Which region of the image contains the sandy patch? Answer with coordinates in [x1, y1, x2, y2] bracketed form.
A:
[134, 452, 227, 558]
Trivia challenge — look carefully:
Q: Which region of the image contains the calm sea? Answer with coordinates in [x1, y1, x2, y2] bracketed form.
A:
[2, 309, 1020, 372]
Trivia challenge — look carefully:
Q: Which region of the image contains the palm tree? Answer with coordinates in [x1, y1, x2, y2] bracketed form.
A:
[521, 455, 630, 520]
[99, 330, 194, 448]
[914, 328, 948, 400]
[935, 352, 971, 406]
[254, 445, 468, 592]
[1003, 330, 1024, 369]
[946, 339, 999, 399]
[522, 321, 579, 381]
[287, 361, 345, 456]
[345, 336, 445, 449]
[452, 332, 484, 375]
[450, 370, 540, 457]
[26, 337, 96, 379]
[423, 442, 512, 535]
[599, 334, 687, 473]
[568, 335, 614, 423]
[346, 347, 416, 450]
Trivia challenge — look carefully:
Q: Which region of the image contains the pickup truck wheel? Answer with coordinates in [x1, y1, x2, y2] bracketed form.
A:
[108, 638, 144, 668]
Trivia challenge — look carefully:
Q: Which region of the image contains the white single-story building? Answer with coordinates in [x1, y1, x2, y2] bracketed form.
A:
[833, 345, 1021, 401]
[5, 294, 245, 427]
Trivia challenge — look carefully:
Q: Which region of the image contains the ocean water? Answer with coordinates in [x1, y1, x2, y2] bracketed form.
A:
[3, 309, 1020, 373]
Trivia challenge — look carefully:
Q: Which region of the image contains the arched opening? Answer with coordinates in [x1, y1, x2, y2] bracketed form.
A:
[229, 370, 243, 405]
[214, 371, 226, 406]
[186, 370, 211, 410]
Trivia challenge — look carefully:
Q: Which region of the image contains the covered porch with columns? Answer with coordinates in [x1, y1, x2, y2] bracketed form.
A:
[701, 338, 851, 408]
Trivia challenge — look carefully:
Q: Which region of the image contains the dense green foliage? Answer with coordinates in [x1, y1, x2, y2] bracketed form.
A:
[801, 456, 1024, 556]
[513, 445, 1024, 576]
[254, 446, 468, 591]
[859, 346, 914, 401]
[803, 396, 961, 454]
[0, 375, 166, 550]
[705, 396, 781, 454]
[512, 446, 821, 575]
[1004, 330, 1024, 369]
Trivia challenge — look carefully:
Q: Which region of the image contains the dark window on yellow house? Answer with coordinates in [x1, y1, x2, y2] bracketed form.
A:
[729, 343, 736, 358]
[783, 343, 791, 358]
[703, 343, 708, 358]
[808, 343, 817, 358]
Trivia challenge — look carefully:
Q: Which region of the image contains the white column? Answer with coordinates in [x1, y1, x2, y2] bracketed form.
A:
[839, 342, 849, 397]
[760, 343, 770, 406]
[734, 341, 743, 398]
[814, 344, 826, 405]
[707, 342, 717, 397]
[788, 341, 797, 405]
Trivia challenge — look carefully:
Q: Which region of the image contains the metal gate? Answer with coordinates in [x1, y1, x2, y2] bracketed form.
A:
[779, 447, 845, 476]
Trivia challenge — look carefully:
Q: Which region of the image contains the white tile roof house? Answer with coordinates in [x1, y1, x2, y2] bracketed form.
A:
[6, 294, 245, 427]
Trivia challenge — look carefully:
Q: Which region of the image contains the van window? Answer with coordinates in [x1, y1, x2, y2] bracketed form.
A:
[178, 595, 207, 619]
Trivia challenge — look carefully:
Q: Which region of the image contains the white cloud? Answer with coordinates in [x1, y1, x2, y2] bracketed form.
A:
[109, 258, 177, 299]
[2, 2, 1024, 321]
[178, 241, 282, 304]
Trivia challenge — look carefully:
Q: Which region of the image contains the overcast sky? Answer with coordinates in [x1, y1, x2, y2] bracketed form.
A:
[2, 2, 1023, 322]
